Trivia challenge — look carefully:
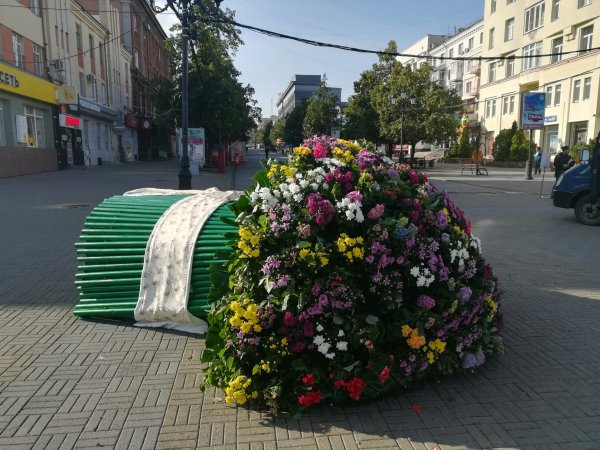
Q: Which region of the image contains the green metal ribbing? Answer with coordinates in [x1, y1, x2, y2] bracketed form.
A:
[74, 194, 238, 320]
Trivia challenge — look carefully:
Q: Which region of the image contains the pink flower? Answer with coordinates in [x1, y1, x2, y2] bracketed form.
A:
[367, 204, 385, 220]
[313, 142, 327, 159]
[417, 295, 436, 310]
[408, 170, 419, 185]
[303, 321, 314, 337]
[283, 311, 297, 327]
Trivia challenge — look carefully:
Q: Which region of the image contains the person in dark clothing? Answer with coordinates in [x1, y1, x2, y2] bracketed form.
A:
[553, 145, 574, 179]
[533, 147, 542, 174]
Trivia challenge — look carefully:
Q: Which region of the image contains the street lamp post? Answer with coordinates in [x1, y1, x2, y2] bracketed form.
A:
[177, 0, 192, 189]
[391, 93, 416, 163]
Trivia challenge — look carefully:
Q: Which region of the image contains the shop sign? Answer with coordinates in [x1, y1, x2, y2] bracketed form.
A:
[521, 92, 545, 130]
[124, 114, 139, 128]
[0, 62, 58, 104]
[57, 86, 77, 104]
[141, 118, 152, 130]
[545, 115, 557, 123]
[59, 113, 81, 129]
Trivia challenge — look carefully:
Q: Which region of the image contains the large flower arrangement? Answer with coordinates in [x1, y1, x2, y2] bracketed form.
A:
[201, 137, 503, 412]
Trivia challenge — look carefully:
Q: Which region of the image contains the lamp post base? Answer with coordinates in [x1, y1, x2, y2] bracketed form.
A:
[525, 160, 534, 180]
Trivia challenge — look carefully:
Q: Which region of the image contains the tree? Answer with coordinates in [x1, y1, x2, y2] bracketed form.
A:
[303, 79, 338, 137]
[165, 2, 261, 148]
[510, 129, 535, 161]
[372, 62, 462, 161]
[270, 119, 286, 148]
[343, 41, 399, 143]
[262, 120, 274, 152]
[492, 121, 518, 161]
[283, 99, 308, 147]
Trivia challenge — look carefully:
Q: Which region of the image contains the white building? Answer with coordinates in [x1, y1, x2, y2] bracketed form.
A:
[479, 0, 600, 157]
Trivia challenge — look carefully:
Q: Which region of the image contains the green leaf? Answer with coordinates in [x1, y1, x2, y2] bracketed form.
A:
[365, 315, 379, 325]
[258, 214, 268, 228]
[252, 364, 260, 375]
[254, 170, 269, 187]
[226, 356, 234, 370]
[333, 315, 344, 325]
[297, 241, 312, 249]
[343, 361, 359, 372]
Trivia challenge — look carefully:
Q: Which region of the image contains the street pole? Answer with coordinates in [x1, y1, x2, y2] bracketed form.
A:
[178, 0, 192, 189]
[525, 129, 534, 180]
[400, 115, 403, 163]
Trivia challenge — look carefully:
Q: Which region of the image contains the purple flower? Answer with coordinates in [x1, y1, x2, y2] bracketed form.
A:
[462, 353, 478, 369]
[458, 286, 472, 303]
[416, 295, 436, 310]
[408, 170, 419, 185]
[345, 190, 363, 203]
[368, 204, 385, 220]
[283, 311, 296, 327]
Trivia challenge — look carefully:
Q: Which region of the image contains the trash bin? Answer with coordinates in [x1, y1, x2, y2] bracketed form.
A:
[97, 157, 102, 165]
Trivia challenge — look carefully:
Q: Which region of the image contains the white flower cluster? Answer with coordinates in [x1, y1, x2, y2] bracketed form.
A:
[250, 186, 280, 212]
[410, 265, 435, 287]
[470, 235, 482, 253]
[306, 167, 328, 191]
[450, 244, 471, 268]
[312, 326, 348, 359]
[336, 197, 364, 223]
[320, 157, 346, 169]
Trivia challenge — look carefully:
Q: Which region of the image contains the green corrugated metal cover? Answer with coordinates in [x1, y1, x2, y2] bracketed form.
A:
[74, 194, 238, 320]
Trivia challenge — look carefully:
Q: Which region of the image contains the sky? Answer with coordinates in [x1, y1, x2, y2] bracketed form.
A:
[155, 0, 484, 118]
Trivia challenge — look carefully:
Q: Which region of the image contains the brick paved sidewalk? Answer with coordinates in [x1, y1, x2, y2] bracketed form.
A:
[1, 154, 599, 449]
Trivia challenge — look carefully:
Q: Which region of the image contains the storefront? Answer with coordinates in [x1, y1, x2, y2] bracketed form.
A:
[0, 62, 58, 177]
[78, 97, 118, 166]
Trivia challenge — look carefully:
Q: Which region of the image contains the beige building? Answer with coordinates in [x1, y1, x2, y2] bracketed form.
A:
[479, 0, 600, 158]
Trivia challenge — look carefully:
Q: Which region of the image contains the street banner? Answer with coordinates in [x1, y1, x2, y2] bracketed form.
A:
[521, 92, 545, 130]
[179, 128, 205, 166]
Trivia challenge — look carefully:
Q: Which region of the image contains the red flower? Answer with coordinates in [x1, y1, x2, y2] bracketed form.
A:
[297, 390, 322, 407]
[302, 373, 315, 386]
[345, 377, 367, 401]
[411, 404, 422, 414]
[378, 366, 391, 384]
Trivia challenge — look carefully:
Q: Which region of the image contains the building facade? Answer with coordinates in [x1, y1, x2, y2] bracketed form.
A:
[276, 75, 342, 118]
[479, 0, 600, 157]
[0, 0, 59, 177]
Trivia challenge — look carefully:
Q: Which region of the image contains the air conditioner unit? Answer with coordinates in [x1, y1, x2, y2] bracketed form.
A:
[49, 67, 65, 83]
[565, 33, 575, 41]
[463, 47, 470, 53]
[49, 59, 65, 71]
[497, 59, 504, 67]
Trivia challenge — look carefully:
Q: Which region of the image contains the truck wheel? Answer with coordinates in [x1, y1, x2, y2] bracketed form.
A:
[574, 194, 600, 225]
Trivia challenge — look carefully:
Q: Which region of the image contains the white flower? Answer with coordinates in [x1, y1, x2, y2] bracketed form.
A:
[311, 183, 319, 190]
[325, 352, 336, 359]
[410, 267, 420, 277]
[336, 341, 348, 351]
[316, 324, 324, 332]
[299, 179, 309, 188]
[317, 342, 331, 354]
[313, 335, 325, 346]
[293, 194, 303, 203]
[337, 330, 345, 337]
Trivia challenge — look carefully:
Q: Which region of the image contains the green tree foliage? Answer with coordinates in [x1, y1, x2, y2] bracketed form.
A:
[262, 120, 274, 151]
[270, 119, 286, 145]
[283, 99, 308, 147]
[492, 121, 518, 161]
[372, 62, 462, 160]
[457, 129, 473, 159]
[510, 129, 536, 161]
[164, 2, 261, 147]
[303, 79, 339, 137]
[343, 42, 399, 143]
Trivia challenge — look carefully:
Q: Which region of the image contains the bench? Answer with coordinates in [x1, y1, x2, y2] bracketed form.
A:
[461, 162, 488, 175]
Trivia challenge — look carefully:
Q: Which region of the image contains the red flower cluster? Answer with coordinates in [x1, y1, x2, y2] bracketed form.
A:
[333, 377, 367, 401]
[302, 373, 315, 386]
[378, 366, 391, 384]
[297, 391, 322, 407]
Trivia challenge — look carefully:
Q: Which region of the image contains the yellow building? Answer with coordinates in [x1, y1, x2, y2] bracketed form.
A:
[479, 0, 600, 157]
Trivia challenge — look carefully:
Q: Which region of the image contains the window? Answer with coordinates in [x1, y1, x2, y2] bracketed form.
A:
[522, 41, 542, 71]
[24, 106, 45, 148]
[133, 49, 139, 68]
[507, 0, 515, 3]
[505, 18, 514, 41]
[509, 95, 515, 114]
[551, 37, 563, 63]
[489, 27, 495, 49]
[578, 0, 592, 7]
[76, 24, 82, 50]
[468, 37, 474, 49]
[573, 80, 581, 102]
[583, 77, 591, 100]
[554, 84, 561, 105]
[489, 62, 497, 82]
[546, 86, 553, 107]
[580, 26, 594, 53]
[0, 101, 5, 146]
[459, 43, 464, 54]
[65, 33, 69, 52]
[466, 81, 472, 94]
[132, 14, 137, 32]
[89, 35, 94, 59]
[506, 56, 516, 77]
[79, 72, 86, 97]
[503, 96, 509, 114]
[30, 0, 39, 15]
[551, 0, 560, 20]
[486, 99, 497, 117]
[33, 44, 43, 75]
[99, 43, 104, 66]
[524, 2, 545, 33]
[12, 33, 24, 68]
[99, 82, 106, 104]
[491, 0, 497, 13]
[480, 32, 483, 44]
[449, 48, 454, 58]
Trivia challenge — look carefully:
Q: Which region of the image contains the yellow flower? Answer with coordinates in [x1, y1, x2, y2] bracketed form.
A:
[345, 251, 354, 261]
[261, 361, 271, 373]
[407, 330, 426, 349]
[337, 242, 347, 252]
[251, 391, 258, 399]
[352, 247, 364, 259]
[281, 337, 288, 346]
[356, 237, 364, 245]
[319, 256, 329, 266]
[240, 322, 252, 334]
[253, 324, 262, 333]
[299, 248, 311, 259]
[401, 325, 412, 337]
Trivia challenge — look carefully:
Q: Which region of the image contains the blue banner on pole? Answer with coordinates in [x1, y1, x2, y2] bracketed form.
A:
[521, 92, 546, 130]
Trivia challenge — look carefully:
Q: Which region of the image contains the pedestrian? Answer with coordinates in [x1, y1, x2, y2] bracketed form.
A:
[553, 145, 574, 179]
[533, 147, 542, 174]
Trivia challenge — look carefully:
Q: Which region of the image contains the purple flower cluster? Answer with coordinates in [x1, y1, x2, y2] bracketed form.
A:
[307, 193, 335, 226]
